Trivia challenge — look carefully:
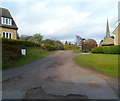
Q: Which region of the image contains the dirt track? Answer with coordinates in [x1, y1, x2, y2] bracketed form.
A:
[2, 50, 118, 99]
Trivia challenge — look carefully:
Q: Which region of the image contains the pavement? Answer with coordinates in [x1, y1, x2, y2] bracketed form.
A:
[2, 50, 118, 99]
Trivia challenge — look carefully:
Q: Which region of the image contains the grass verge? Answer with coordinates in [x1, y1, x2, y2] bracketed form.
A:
[73, 54, 119, 78]
[2, 47, 56, 70]
[74, 49, 82, 53]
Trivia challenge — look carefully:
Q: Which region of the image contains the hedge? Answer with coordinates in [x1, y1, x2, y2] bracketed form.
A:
[42, 44, 56, 51]
[2, 38, 39, 47]
[92, 45, 120, 54]
[2, 44, 23, 65]
[64, 45, 80, 50]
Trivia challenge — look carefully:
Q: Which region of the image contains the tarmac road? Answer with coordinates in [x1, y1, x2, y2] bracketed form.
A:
[2, 50, 118, 99]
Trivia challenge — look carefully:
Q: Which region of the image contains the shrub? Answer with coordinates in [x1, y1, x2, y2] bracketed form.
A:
[92, 45, 120, 54]
[102, 46, 111, 54]
[42, 44, 56, 51]
[91, 47, 103, 53]
[42, 39, 64, 50]
[2, 44, 23, 65]
[2, 38, 39, 47]
[110, 46, 120, 54]
[64, 45, 80, 50]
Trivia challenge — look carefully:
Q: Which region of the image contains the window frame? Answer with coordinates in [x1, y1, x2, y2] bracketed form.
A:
[2, 32, 12, 39]
[1, 17, 12, 25]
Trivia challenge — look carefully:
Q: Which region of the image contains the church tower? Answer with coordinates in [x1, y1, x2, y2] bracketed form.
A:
[100, 19, 114, 46]
[105, 19, 110, 38]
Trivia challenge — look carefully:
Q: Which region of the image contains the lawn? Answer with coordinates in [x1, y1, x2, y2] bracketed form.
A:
[2, 47, 56, 70]
[73, 54, 119, 78]
[74, 49, 82, 53]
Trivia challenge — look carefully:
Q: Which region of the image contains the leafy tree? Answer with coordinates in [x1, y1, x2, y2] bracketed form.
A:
[69, 42, 71, 45]
[17, 33, 20, 39]
[65, 41, 68, 46]
[33, 33, 43, 44]
[85, 39, 97, 51]
[42, 39, 55, 45]
[42, 39, 64, 50]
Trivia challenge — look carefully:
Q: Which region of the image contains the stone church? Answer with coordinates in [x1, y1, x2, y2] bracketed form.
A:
[100, 20, 114, 46]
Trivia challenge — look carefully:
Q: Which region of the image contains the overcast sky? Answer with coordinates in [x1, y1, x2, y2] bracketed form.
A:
[1, 0, 119, 44]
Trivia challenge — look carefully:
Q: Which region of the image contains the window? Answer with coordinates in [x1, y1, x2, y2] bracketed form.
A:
[6, 33, 8, 38]
[1, 17, 12, 25]
[2, 32, 12, 39]
[6, 19, 8, 24]
[9, 33, 11, 39]
[2, 32, 5, 37]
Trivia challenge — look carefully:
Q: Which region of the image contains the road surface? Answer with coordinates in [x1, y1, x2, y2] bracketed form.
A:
[2, 50, 118, 99]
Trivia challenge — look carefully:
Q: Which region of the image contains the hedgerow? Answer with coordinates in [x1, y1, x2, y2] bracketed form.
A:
[2, 38, 39, 47]
[92, 45, 120, 54]
[42, 44, 56, 51]
[64, 45, 80, 50]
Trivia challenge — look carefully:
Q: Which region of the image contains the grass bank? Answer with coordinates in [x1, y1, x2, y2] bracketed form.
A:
[73, 54, 119, 78]
[2, 47, 56, 70]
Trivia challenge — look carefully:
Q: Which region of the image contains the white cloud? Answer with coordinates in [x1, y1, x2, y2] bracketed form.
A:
[2, 0, 117, 44]
[39, 20, 68, 34]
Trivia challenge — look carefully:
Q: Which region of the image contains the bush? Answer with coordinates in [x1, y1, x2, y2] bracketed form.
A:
[92, 45, 120, 54]
[42, 44, 56, 51]
[42, 39, 64, 50]
[2, 44, 23, 65]
[2, 38, 39, 47]
[64, 45, 80, 50]
[91, 47, 103, 53]
[110, 46, 120, 54]
[102, 46, 111, 54]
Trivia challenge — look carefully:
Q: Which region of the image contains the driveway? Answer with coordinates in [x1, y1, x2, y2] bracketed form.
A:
[2, 50, 118, 99]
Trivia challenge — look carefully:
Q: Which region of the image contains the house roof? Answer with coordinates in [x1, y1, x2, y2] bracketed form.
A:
[0, 8, 18, 30]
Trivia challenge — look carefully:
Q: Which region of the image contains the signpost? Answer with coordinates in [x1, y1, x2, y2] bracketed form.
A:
[21, 49, 26, 55]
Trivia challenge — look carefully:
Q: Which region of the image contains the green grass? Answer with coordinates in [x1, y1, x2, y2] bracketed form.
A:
[73, 54, 119, 78]
[74, 49, 82, 53]
[2, 47, 56, 70]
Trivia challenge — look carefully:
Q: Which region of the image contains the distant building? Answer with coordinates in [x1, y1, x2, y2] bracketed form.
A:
[100, 20, 114, 46]
[20, 36, 37, 43]
[0, 8, 18, 39]
[76, 35, 82, 47]
[113, 19, 120, 45]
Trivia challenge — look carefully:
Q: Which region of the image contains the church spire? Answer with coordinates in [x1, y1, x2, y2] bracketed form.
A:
[106, 19, 110, 38]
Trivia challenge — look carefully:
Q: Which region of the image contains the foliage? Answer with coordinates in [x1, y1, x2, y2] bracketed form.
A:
[42, 39, 64, 50]
[92, 45, 120, 54]
[17, 33, 20, 39]
[42, 39, 55, 45]
[2, 44, 23, 67]
[2, 47, 56, 70]
[65, 41, 68, 46]
[85, 39, 97, 51]
[91, 47, 103, 53]
[42, 44, 56, 51]
[64, 44, 80, 50]
[33, 33, 43, 44]
[2, 38, 39, 47]
[73, 54, 119, 78]
[74, 49, 82, 53]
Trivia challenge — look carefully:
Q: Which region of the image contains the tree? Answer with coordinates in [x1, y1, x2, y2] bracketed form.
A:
[65, 41, 68, 46]
[69, 42, 71, 45]
[43, 39, 55, 45]
[85, 39, 97, 51]
[33, 33, 43, 44]
[17, 33, 20, 39]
